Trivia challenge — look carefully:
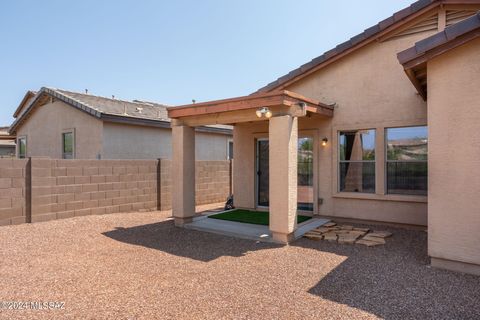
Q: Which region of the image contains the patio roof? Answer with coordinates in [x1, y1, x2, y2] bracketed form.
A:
[167, 90, 334, 126]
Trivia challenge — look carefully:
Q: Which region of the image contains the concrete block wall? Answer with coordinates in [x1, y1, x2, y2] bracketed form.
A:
[30, 159, 159, 223]
[195, 161, 231, 206]
[0, 158, 231, 226]
[159, 159, 231, 210]
[0, 159, 28, 225]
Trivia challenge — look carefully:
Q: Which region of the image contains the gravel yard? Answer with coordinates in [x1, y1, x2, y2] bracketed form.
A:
[0, 209, 479, 320]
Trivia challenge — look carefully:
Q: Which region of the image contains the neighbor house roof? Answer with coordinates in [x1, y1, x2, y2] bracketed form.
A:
[13, 90, 36, 118]
[255, 0, 478, 93]
[0, 126, 15, 145]
[398, 11, 480, 98]
[9, 87, 232, 135]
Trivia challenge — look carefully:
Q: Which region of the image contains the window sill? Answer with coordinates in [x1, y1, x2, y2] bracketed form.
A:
[332, 192, 427, 203]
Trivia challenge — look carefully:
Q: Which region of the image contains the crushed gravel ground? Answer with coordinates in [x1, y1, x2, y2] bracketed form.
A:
[0, 208, 479, 320]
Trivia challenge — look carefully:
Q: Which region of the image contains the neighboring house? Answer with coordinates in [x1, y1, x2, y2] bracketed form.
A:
[9, 87, 232, 160]
[0, 127, 15, 158]
[166, 0, 480, 275]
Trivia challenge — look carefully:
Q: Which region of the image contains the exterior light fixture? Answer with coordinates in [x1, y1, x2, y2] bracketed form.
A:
[322, 137, 328, 146]
[256, 107, 272, 119]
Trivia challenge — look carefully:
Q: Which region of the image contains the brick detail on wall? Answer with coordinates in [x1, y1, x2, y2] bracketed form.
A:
[0, 158, 231, 226]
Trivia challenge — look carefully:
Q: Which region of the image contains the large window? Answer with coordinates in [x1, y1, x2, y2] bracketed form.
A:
[386, 126, 427, 195]
[339, 129, 376, 193]
[62, 131, 74, 159]
[17, 137, 26, 159]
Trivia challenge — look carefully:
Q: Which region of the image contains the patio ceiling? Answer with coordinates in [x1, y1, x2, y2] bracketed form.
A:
[167, 90, 334, 126]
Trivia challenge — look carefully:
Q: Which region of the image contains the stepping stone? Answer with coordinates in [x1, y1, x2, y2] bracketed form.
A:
[340, 225, 354, 230]
[356, 239, 383, 247]
[353, 227, 370, 232]
[338, 234, 360, 244]
[324, 222, 337, 227]
[304, 233, 323, 240]
[323, 232, 338, 241]
[348, 230, 367, 237]
[369, 231, 393, 238]
[362, 235, 386, 244]
[313, 227, 331, 233]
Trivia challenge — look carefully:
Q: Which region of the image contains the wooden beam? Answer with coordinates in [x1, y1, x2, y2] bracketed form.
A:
[405, 68, 427, 101]
[167, 90, 333, 119]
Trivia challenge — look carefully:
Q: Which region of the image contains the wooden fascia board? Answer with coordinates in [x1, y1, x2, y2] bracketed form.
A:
[402, 28, 480, 69]
[13, 91, 35, 118]
[100, 114, 172, 129]
[167, 90, 333, 119]
[0, 135, 15, 140]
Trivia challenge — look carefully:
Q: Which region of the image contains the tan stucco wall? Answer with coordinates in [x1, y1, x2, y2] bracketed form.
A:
[15, 101, 231, 160]
[233, 33, 435, 225]
[285, 33, 431, 225]
[427, 37, 480, 269]
[102, 122, 231, 160]
[16, 100, 103, 159]
[102, 123, 172, 159]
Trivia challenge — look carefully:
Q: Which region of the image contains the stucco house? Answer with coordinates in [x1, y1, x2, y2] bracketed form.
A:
[9, 87, 232, 160]
[0, 127, 15, 158]
[166, 0, 480, 275]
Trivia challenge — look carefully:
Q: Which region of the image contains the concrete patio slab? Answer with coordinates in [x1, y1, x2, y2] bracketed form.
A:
[183, 214, 329, 243]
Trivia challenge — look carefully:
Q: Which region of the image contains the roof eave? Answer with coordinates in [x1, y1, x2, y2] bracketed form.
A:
[398, 11, 480, 99]
[255, 0, 472, 93]
[167, 90, 334, 119]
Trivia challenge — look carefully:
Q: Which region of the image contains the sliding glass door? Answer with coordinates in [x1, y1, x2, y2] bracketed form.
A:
[256, 137, 314, 211]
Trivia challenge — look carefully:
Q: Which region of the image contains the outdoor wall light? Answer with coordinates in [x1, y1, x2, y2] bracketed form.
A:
[322, 137, 328, 146]
[256, 107, 272, 119]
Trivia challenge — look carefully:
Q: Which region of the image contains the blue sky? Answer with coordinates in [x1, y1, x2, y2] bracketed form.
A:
[0, 0, 413, 126]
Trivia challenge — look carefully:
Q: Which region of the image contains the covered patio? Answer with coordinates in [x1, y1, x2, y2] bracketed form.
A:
[167, 90, 334, 243]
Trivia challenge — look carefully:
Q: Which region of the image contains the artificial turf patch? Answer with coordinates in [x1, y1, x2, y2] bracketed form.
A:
[208, 209, 312, 226]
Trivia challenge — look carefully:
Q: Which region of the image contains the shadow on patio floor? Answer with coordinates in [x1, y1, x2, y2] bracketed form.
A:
[102, 218, 282, 262]
[292, 225, 480, 319]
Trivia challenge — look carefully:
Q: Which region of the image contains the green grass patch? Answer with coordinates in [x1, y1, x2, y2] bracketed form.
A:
[208, 209, 311, 226]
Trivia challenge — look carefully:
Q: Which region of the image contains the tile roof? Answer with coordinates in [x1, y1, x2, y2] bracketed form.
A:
[53, 88, 171, 122]
[0, 127, 10, 135]
[398, 11, 480, 65]
[9, 88, 232, 134]
[255, 0, 442, 93]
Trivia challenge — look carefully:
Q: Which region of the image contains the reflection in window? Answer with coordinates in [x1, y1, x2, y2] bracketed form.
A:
[62, 132, 74, 159]
[298, 137, 313, 211]
[339, 130, 375, 193]
[228, 141, 233, 160]
[386, 126, 427, 195]
[18, 137, 26, 159]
